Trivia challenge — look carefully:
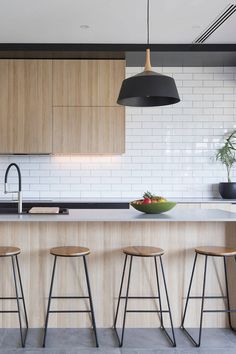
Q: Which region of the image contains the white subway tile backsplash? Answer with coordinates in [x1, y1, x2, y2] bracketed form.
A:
[29, 184, 49, 191]
[204, 67, 223, 73]
[183, 94, 202, 101]
[193, 73, 214, 80]
[193, 87, 213, 94]
[174, 73, 193, 80]
[50, 184, 71, 191]
[183, 80, 203, 87]
[214, 73, 233, 80]
[0, 66, 235, 199]
[224, 67, 236, 73]
[214, 101, 234, 108]
[204, 80, 222, 87]
[80, 177, 100, 184]
[162, 67, 183, 73]
[183, 67, 203, 73]
[40, 177, 60, 184]
[214, 87, 234, 94]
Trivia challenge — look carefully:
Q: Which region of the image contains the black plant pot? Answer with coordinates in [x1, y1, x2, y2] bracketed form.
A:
[219, 182, 236, 199]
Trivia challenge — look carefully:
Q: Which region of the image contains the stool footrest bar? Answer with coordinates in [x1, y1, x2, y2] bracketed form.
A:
[120, 296, 159, 299]
[126, 310, 169, 313]
[0, 297, 23, 300]
[203, 309, 236, 313]
[49, 310, 91, 313]
[188, 296, 227, 299]
[51, 296, 89, 299]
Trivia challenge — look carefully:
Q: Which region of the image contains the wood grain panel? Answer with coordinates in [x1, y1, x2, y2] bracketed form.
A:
[0, 60, 52, 154]
[53, 60, 125, 107]
[53, 107, 125, 154]
[0, 60, 12, 152]
[0, 217, 235, 328]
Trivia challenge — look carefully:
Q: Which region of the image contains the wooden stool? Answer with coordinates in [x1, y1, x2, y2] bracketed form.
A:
[113, 246, 176, 347]
[181, 246, 236, 347]
[0, 246, 28, 347]
[42, 246, 98, 347]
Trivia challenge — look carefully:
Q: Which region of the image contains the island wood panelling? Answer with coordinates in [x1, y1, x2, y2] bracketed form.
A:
[0, 209, 235, 328]
[0, 59, 125, 154]
[0, 60, 52, 154]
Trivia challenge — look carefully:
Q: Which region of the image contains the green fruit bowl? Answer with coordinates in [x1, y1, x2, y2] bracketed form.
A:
[130, 201, 176, 214]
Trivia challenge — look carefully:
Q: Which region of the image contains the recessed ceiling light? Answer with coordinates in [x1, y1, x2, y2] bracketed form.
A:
[80, 24, 90, 29]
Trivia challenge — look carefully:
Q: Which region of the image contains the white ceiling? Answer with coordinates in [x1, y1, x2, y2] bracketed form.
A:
[0, 0, 235, 43]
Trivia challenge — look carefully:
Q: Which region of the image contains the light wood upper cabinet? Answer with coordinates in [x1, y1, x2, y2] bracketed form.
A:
[53, 107, 125, 154]
[0, 60, 52, 154]
[52, 59, 125, 154]
[53, 60, 125, 107]
[0, 59, 125, 154]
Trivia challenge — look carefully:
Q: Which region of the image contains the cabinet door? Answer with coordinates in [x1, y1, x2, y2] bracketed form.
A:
[0, 60, 52, 154]
[53, 60, 125, 107]
[53, 107, 125, 154]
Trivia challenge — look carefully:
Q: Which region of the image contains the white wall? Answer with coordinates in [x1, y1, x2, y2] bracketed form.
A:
[0, 66, 236, 200]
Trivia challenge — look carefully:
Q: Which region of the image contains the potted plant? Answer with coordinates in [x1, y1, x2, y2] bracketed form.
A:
[216, 130, 236, 199]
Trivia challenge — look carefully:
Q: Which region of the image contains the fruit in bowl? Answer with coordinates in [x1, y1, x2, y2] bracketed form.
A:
[131, 191, 176, 214]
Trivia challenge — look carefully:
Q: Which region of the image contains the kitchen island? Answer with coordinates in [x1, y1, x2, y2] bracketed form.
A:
[0, 206, 235, 330]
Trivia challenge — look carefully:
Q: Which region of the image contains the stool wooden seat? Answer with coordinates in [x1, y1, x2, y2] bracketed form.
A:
[123, 246, 164, 257]
[195, 246, 236, 257]
[50, 246, 90, 257]
[0, 246, 21, 257]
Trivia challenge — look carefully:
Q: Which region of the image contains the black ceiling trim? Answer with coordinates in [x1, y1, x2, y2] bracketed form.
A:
[0, 43, 236, 52]
[0, 44, 236, 66]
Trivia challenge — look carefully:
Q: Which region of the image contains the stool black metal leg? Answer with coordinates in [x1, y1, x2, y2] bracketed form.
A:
[15, 255, 29, 331]
[198, 255, 208, 347]
[181, 254, 207, 347]
[159, 256, 176, 347]
[113, 254, 128, 330]
[119, 255, 133, 347]
[83, 256, 99, 348]
[223, 256, 236, 332]
[181, 253, 198, 330]
[154, 256, 163, 328]
[43, 255, 57, 347]
[11, 256, 25, 347]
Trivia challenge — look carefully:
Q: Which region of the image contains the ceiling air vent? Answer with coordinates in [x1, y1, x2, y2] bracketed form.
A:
[194, 3, 236, 43]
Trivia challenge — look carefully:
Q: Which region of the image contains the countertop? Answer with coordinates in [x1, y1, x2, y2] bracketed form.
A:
[1, 207, 236, 222]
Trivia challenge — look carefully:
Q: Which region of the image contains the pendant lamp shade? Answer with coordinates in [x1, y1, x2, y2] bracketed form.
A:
[117, 66, 180, 107]
[117, 0, 180, 107]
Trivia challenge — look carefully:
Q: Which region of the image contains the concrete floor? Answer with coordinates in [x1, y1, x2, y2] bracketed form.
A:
[0, 328, 235, 353]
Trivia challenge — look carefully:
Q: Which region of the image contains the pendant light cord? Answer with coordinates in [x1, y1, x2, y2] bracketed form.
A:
[147, 0, 150, 47]
[144, 0, 151, 71]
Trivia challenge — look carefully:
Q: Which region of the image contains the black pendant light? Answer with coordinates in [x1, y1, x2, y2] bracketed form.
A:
[117, 0, 180, 107]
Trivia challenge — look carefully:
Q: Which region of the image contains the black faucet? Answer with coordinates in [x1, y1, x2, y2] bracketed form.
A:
[4, 163, 22, 213]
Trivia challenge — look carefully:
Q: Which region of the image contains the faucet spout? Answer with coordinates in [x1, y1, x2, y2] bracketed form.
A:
[4, 163, 22, 214]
